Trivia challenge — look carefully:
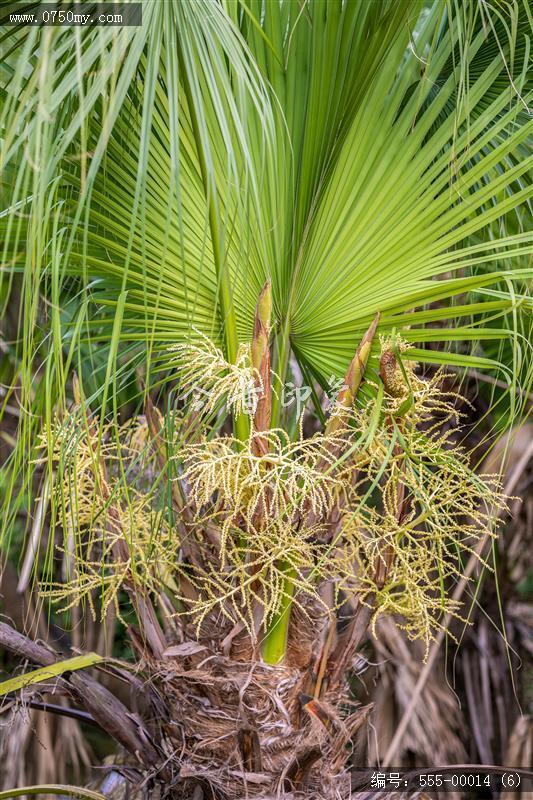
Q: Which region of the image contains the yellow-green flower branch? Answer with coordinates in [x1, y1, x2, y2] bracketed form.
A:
[40, 298, 507, 670]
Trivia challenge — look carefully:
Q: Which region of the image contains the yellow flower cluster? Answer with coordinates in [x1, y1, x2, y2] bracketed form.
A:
[39, 336, 508, 655]
[38, 414, 177, 622]
[170, 329, 259, 417]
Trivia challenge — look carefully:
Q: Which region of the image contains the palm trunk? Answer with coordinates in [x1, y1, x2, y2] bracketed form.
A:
[0, 615, 371, 800]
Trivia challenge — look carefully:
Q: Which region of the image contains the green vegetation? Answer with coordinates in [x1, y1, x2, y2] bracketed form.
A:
[0, 0, 531, 797]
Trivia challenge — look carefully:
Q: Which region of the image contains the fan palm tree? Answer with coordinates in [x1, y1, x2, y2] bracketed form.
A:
[0, 0, 531, 798]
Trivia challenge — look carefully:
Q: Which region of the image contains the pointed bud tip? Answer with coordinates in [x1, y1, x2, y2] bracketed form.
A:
[255, 281, 272, 327]
[366, 311, 380, 340]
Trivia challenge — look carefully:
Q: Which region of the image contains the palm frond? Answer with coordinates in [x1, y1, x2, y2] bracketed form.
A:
[0, 0, 531, 539]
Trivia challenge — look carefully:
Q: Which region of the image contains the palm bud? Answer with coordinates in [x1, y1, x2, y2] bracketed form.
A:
[251, 282, 272, 373]
[144, 392, 165, 458]
[326, 313, 380, 435]
[72, 373, 82, 405]
[379, 347, 406, 398]
[251, 281, 272, 455]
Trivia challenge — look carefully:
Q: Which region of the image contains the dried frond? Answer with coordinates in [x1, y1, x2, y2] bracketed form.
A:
[368, 616, 467, 767]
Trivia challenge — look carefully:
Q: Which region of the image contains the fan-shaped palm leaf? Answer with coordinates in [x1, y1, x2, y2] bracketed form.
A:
[0, 0, 531, 501]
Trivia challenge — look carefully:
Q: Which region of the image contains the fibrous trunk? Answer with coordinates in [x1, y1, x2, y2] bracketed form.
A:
[0, 615, 370, 800]
[114, 610, 370, 799]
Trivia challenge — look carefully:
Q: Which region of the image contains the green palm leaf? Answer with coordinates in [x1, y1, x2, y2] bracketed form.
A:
[1, 0, 531, 432]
